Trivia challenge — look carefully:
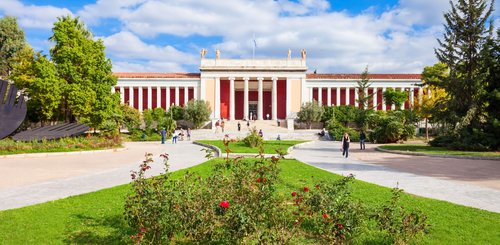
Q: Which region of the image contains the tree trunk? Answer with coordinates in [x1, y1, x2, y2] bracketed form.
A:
[425, 118, 429, 141]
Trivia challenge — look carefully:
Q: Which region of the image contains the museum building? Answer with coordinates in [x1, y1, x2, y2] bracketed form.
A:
[113, 50, 422, 121]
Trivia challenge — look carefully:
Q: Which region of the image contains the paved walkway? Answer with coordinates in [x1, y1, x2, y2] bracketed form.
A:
[1, 138, 499, 213]
[0, 141, 207, 210]
[290, 141, 500, 213]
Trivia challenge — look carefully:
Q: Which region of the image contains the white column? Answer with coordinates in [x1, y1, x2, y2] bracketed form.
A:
[382, 87, 387, 111]
[309, 87, 313, 102]
[199, 79, 206, 100]
[138, 86, 143, 112]
[301, 78, 307, 104]
[258, 77, 264, 120]
[175, 86, 179, 106]
[215, 78, 221, 119]
[286, 78, 291, 118]
[327, 87, 331, 106]
[156, 86, 161, 108]
[354, 88, 359, 108]
[166, 87, 171, 110]
[129, 86, 134, 108]
[193, 86, 198, 100]
[318, 87, 322, 105]
[111, 87, 115, 94]
[346, 87, 350, 106]
[229, 77, 235, 121]
[147, 86, 152, 109]
[336, 87, 340, 106]
[373, 88, 378, 110]
[364, 88, 368, 109]
[244, 77, 249, 120]
[410, 88, 415, 107]
[272, 77, 277, 120]
[184, 86, 189, 105]
[120, 87, 125, 104]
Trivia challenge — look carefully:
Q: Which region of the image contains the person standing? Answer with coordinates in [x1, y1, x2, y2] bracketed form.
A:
[221, 120, 225, 133]
[172, 129, 178, 144]
[187, 128, 191, 141]
[258, 129, 263, 138]
[237, 121, 241, 132]
[215, 120, 220, 133]
[246, 120, 250, 130]
[341, 132, 350, 158]
[160, 128, 166, 144]
[359, 131, 366, 150]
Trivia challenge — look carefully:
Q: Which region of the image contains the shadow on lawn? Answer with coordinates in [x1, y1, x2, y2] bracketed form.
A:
[63, 214, 131, 244]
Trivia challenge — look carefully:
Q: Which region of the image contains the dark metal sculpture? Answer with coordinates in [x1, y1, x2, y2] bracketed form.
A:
[0, 79, 27, 139]
[12, 123, 89, 141]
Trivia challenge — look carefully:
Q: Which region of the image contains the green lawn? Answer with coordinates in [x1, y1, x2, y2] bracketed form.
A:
[196, 140, 308, 154]
[380, 144, 500, 157]
[0, 158, 498, 244]
[0, 137, 122, 155]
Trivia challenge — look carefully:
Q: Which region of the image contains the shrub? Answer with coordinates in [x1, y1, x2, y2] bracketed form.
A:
[372, 188, 430, 244]
[243, 127, 263, 148]
[326, 120, 360, 142]
[183, 99, 211, 129]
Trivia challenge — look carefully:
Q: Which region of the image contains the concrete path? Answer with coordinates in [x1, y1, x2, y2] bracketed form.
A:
[290, 141, 500, 213]
[0, 141, 208, 211]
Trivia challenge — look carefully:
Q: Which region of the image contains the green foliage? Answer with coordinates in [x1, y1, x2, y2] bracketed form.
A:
[0, 16, 26, 79]
[120, 104, 141, 132]
[183, 99, 211, 128]
[334, 105, 359, 127]
[368, 110, 415, 143]
[242, 127, 264, 148]
[372, 188, 430, 244]
[383, 88, 408, 109]
[0, 136, 121, 155]
[297, 100, 323, 129]
[356, 66, 374, 109]
[49, 16, 118, 129]
[321, 105, 335, 122]
[197, 140, 306, 154]
[167, 105, 184, 120]
[326, 120, 360, 142]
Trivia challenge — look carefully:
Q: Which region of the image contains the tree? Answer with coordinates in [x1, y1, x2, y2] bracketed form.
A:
[297, 100, 323, 129]
[356, 66, 373, 109]
[183, 100, 211, 129]
[383, 88, 407, 109]
[434, 0, 494, 132]
[49, 16, 119, 129]
[0, 16, 26, 79]
[418, 63, 449, 140]
[334, 105, 359, 127]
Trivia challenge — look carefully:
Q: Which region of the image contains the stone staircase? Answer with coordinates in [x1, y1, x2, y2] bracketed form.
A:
[189, 120, 322, 141]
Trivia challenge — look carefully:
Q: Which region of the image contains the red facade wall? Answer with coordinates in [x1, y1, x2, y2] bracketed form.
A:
[277, 80, 286, 119]
[235, 91, 244, 119]
[377, 89, 383, 110]
[349, 88, 355, 106]
[170, 88, 175, 106]
[124, 88, 130, 106]
[312, 88, 318, 102]
[332, 88, 337, 106]
[263, 91, 272, 119]
[142, 88, 148, 110]
[133, 88, 139, 110]
[179, 88, 185, 106]
[340, 88, 346, 105]
[152, 88, 157, 108]
[161, 88, 167, 110]
[220, 80, 230, 119]
[188, 88, 194, 102]
[322, 89, 328, 105]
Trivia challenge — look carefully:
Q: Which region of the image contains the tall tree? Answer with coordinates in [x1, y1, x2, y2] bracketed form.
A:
[435, 0, 495, 131]
[383, 88, 407, 109]
[356, 66, 373, 109]
[297, 100, 323, 129]
[49, 16, 119, 129]
[0, 16, 26, 79]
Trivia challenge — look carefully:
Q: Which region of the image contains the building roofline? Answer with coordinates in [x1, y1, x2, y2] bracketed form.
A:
[307, 74, 421, 79]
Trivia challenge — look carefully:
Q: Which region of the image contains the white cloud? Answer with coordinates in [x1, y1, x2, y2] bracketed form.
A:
[112, 61, 185, 72]
[0, 0, 72, 29]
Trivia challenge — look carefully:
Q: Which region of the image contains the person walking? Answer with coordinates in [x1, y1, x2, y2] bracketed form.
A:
[341, 132, 350, 158]
[172, 129, 178, 144]
[160, 128, 166, 144]
[221, 120, 225, 133]
[237, 121, 241, 132]
[187, 128, 191, 141]
[246, 120, 250, 130]
[359, 131, 366, 150]
[258, 129, 263, 138]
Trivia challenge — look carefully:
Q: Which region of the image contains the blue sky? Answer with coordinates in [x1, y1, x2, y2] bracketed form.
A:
[0, 0, 498, 73]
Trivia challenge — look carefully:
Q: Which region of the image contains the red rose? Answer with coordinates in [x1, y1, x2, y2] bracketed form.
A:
[315, 184, 320, 189]
[257, 178, 261, 183]
[322, 213, 329, 219]
[337, 223, 344, 230]
[291, 191, 297, 197]
[303, 187, 309, 192]
[220, 200, 230, 209]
